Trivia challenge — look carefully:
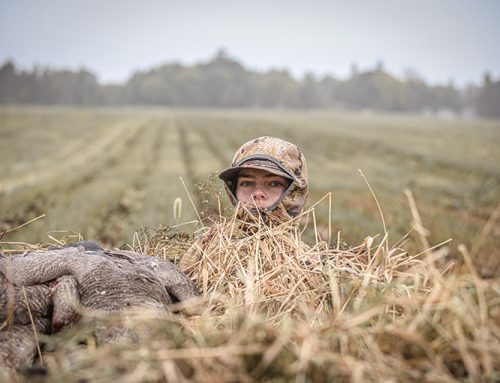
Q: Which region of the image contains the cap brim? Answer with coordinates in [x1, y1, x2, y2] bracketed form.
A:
[219, 163, 292, 182]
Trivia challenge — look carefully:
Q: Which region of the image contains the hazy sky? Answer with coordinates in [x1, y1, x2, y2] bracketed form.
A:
[1, 0, 499, 86]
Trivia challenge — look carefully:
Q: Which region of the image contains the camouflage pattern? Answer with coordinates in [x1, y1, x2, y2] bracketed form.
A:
[219, 136, 308, 222]
[179, 136, 309, 271]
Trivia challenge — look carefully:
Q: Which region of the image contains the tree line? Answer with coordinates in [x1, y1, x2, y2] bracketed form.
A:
[1, 50, 498, 117]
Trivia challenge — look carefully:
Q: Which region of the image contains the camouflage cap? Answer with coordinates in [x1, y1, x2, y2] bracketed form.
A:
[219, 136, 308, 221]
[219, 156, 293, 183]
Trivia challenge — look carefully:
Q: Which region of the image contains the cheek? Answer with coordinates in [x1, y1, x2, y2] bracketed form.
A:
[235, 187, 250, 202]
[268, 188, 285, 202]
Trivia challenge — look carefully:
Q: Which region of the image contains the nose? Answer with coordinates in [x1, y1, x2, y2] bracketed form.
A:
[251, 187, 266, 200]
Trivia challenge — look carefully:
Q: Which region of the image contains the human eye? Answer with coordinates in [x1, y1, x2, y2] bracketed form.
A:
[239, 180, 254, 187]
[269, 180, 285, 188]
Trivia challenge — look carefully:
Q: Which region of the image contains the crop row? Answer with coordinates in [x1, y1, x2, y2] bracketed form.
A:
[1, 108, 499, 275]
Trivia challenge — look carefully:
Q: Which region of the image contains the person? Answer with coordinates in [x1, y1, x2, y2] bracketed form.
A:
[218, 135, 308, 224]
[180, 136, 309, 271]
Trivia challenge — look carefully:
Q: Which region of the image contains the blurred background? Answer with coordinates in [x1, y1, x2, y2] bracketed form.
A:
[0, 0, 499, 275]
[1, 0, 499, 114]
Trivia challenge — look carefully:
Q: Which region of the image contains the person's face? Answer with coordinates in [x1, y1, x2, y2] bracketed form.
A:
[235, 168, 289, 209]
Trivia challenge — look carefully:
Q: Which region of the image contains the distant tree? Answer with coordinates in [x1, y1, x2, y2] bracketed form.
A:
[338, 70, 406, 111]
[0, 61, 18, 103]
[430, 83, 461, 112]
[197, 52, 253, 107]
[461, 84, 480, 114]
[37, 68, 100, 105]
[403, 78, 432, 112]
[256, 70, 299, 108]
[298, 73, 323, 108]
[317, 76, 341, 108]
[0, 52, 490, 116]
[476, 72, 500, 118]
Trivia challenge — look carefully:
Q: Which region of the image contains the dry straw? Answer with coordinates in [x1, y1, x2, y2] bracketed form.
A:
[1, 195, 499, 382]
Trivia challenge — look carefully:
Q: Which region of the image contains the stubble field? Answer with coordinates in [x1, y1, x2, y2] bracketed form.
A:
[1, 107, 499, 274]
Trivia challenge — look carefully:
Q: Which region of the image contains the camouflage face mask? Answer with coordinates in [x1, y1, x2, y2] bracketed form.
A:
[219, 136, 308, 223]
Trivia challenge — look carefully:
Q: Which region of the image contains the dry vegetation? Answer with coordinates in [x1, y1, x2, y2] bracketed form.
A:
[1, 107, 499, 381]
[1, 196, 499, 382]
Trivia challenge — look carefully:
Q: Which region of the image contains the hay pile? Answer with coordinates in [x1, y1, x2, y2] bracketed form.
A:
[1, 209, 499, 382]
[148, 213, 431, 325]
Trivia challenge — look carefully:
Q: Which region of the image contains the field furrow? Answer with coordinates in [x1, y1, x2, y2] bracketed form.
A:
[132, 115, 201, 230]
[0, 118, 152, 242]
[1, 108, 498, 272]
[0, 119, 143, 194]
[192, 121, 231, 167]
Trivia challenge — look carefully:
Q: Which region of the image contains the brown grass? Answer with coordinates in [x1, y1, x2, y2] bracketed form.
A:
[1, 198, 499, 382]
